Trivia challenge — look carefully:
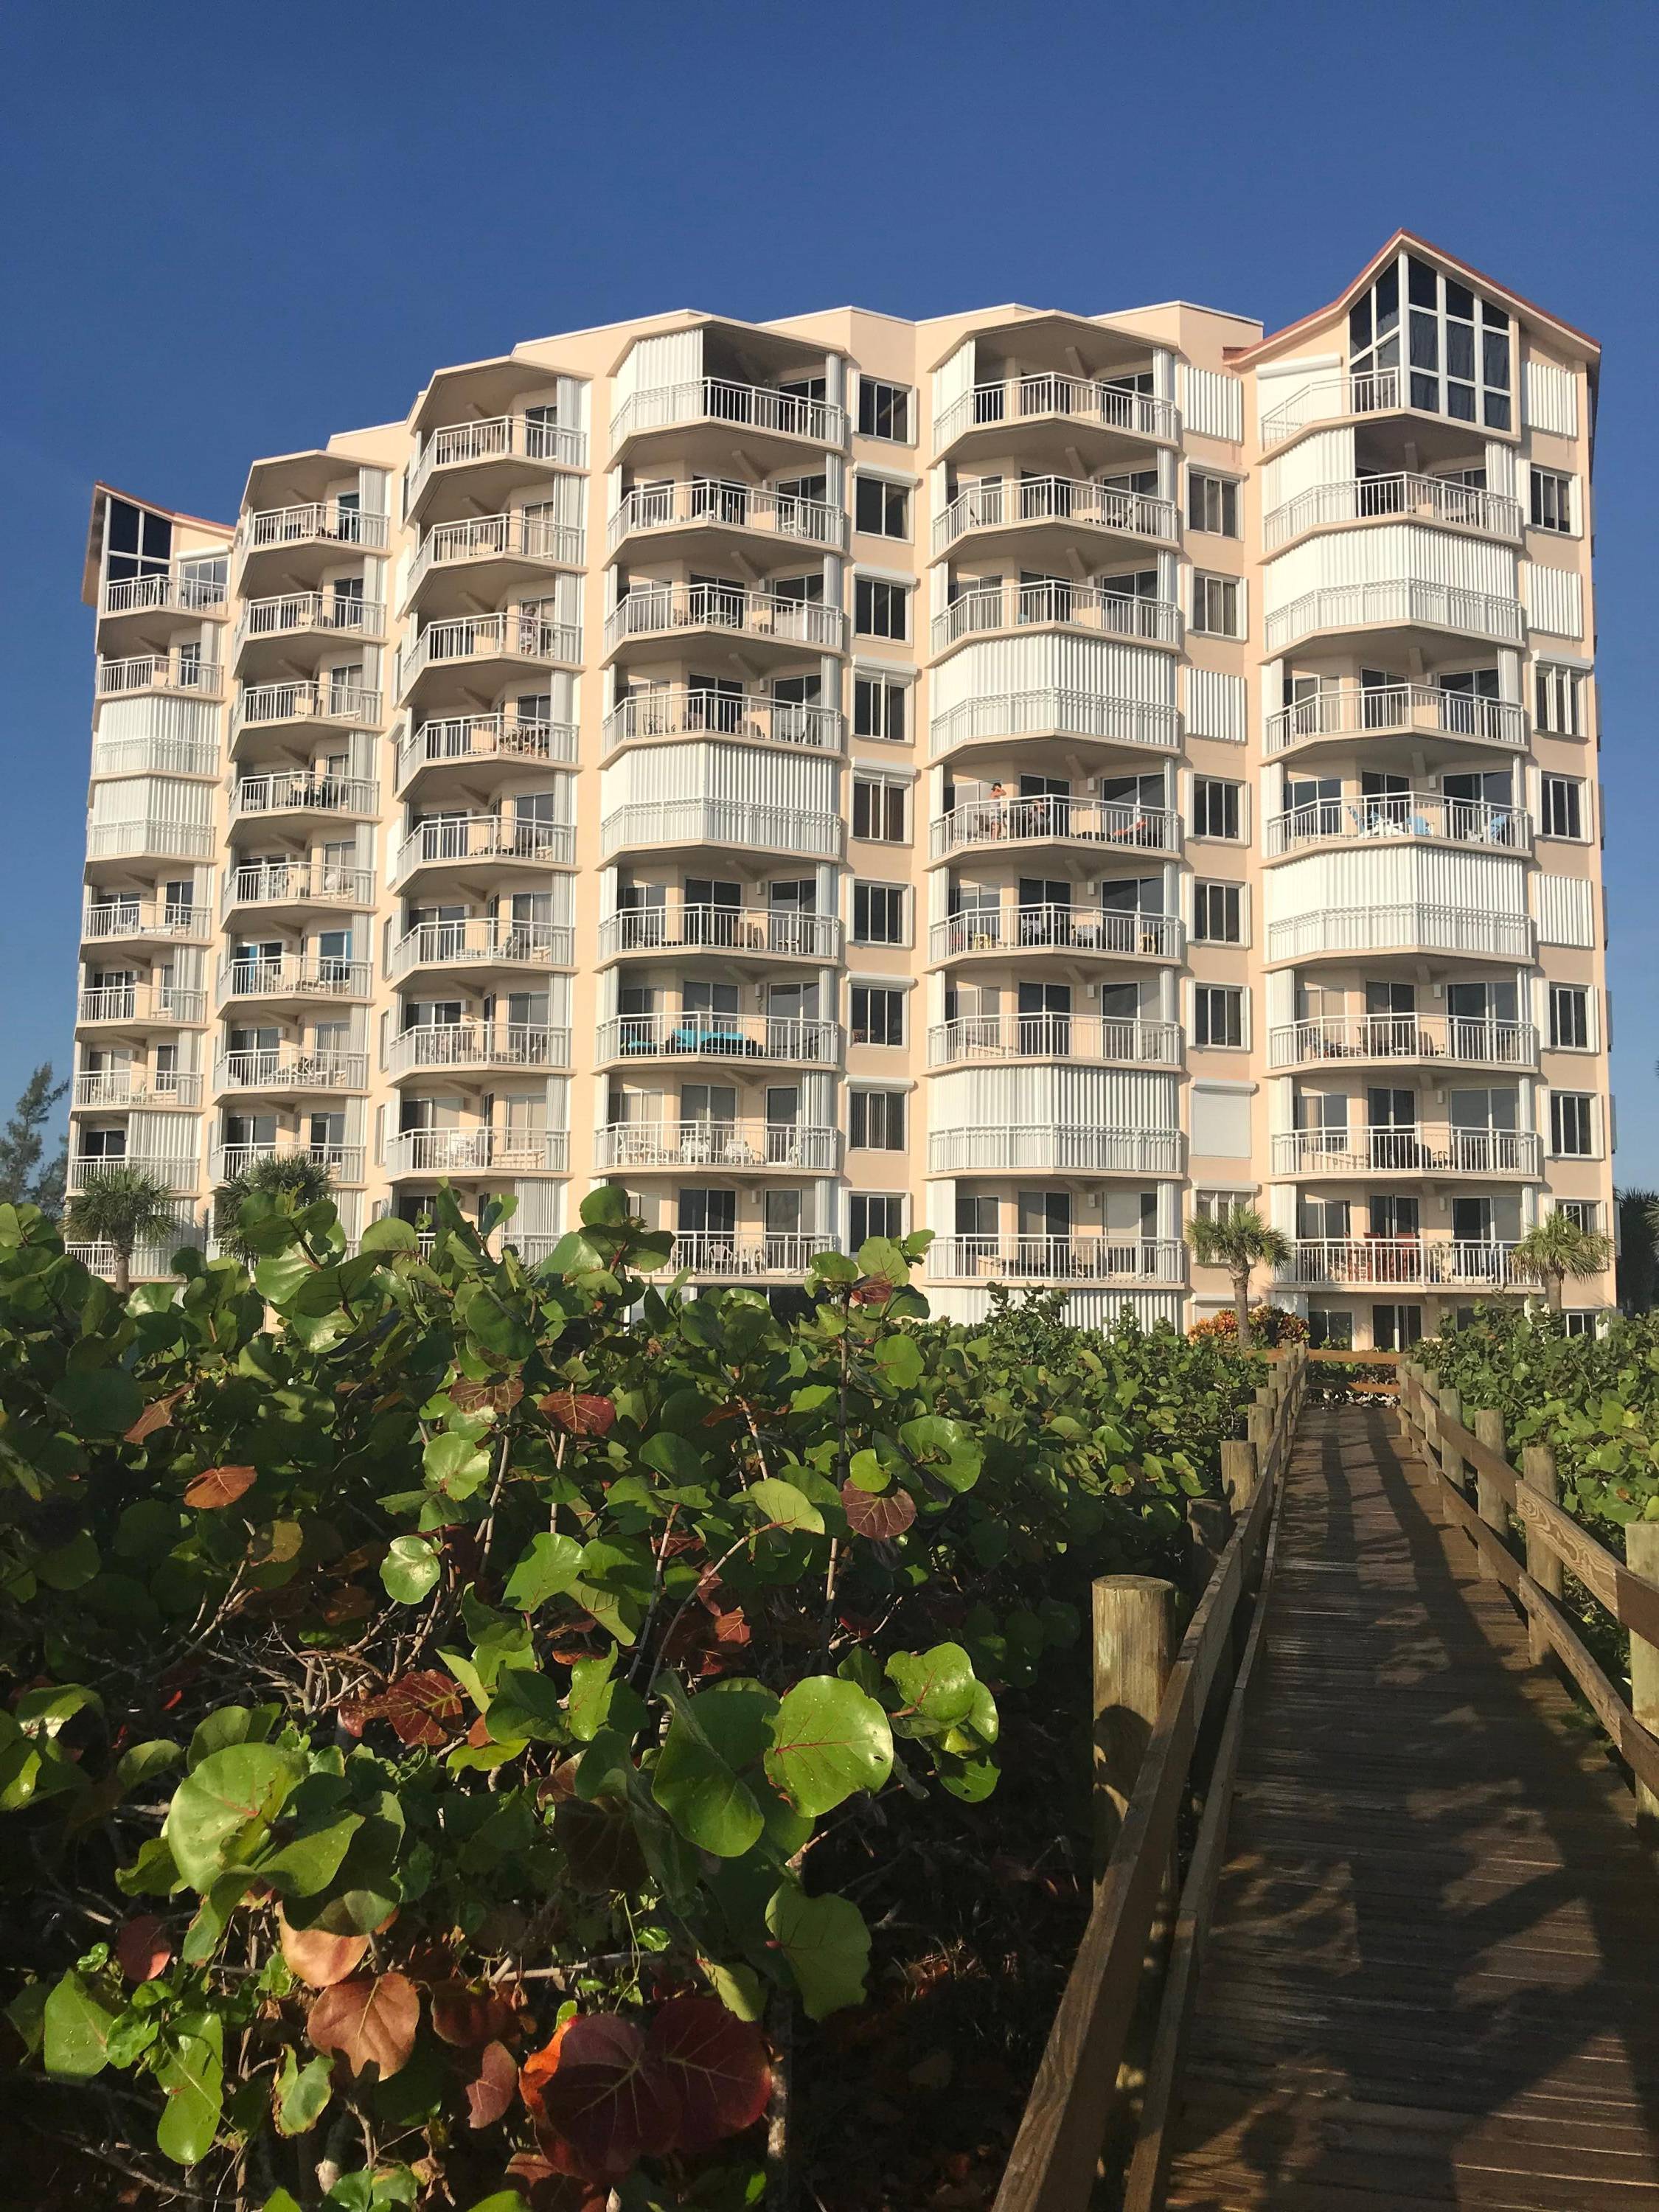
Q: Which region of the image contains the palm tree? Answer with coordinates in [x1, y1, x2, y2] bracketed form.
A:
[66, 1164, 180, 1295]
[214, 1151, 335, 1262]
[1186, 1206, 1295, 1350]
[1621, 1189, 1659, 1313]
[1510, 1211, 1614, 1314]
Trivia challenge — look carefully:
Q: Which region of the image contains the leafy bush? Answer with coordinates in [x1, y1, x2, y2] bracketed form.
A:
[0, 1189, 1260, 2209]
[1187, 1304, 1307, 1347]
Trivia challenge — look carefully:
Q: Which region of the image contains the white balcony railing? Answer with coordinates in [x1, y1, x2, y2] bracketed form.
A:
[930, 688, 1180, 761]
[389, 919, 574, 981]
[928, 1124, 1183, 1175]
[933, 579, 1180, 653]
[216, 956, 371, 1004]
[232, 681, 383, 737]
[1281, 1237, 1520, 1289]
[100, 571, 227, 617]
[641, 1231, 841, 1279]
[386, 1022, 569, 1077]
[404, 413, 587, 512]
[601, 798, 844, 862]
[397, 712, 577, 785]
[605, 583, 847, 655]
[385, 1128, 569, 1177]
[77, 984, 205, 1025]
[597, 1014, 839, 1065]
[931, 905, 1184, 961]
[70, 1225, 205, 1281]
[1267, 903, 1532, 964]
[72, 1071, 203, 1109]
[934, 374, 1178, 453]
[1265, 580, 1525, 655]
[927, 1237, 1186, 1284]
[398, 610, 580, 693]
[1265, 682, 1526, 755]
[1271, 1127, 1542, 1178]
[608, 478, 847, 554]
[931, 796, 1179, 859]
[231, 771, 379, 819]
[1265, 794, 1529, 858]
[96, 654, 222, 698]
[928, 1015, 1181, 1068]
[86, 820, 215, 863]
[1267, 1015, 1538, 1071]
[90, 734, 220, 779]
[598, 905, 841, 961]
[240, 502, 389, 554]
[392, 815, 574, 884]
[1259, 369, 1406, 448]
[83, 900, 205, 943]
[222, 862, 375, 914]
[602, 688, 843, 755]
[595, 1121, 840, 1173]
[67, 1155, 196, 1197]
[610, 377, 846, 451]
[211, 1142, 366, 1184]
[933, 473, 1178, 555]
[407, 512, 585, 597]
[215, 1051, 368, 1092]
[234, 592, 383, 653]
[1265, 472, 1524, 551]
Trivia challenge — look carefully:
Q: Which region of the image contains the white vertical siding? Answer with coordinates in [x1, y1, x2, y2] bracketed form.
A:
[89, 776, 213, 830]
[1262, 426, 1354, 511]
[1535, 873, 1595, 947]
[930, 635, 1175, 716]
[1178, 365, 1243, 444]
[600, 740, 837, 814]
[615, 327, 703, 403]
[933, 341, 975, 418]
[1186, 668, 1246, 744]
[1263, 846, 1528, 924]
[1484, 441, 1517, 499]
[1524, 359, 1579, 437]
[1263, 525, 1518, 613]
[513, 1180, 564, 1241]
[1526, 562, 1584, 639]
[130, 1111, 198, 1167]
[930, 1064, 1179, 1130]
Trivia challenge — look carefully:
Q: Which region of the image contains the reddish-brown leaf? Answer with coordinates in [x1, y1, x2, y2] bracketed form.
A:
[182, 1464, 257, 1509]
[279, 1907, 369, 1989]
[115, 1914, 172, 1983]
[465, 2038, 519, 2129]
[507, 2146, 610, 2212]
[648, 1996, 771, 2152]
[556, 1798, 648, 1894]
[452, 1376, 525, 1416]
[661, 1599, 751, 1677]
[851, 1276, 897, 1306]
[124, 1386, 189, 1446]
[528, 2012, 681, 2183]
[538, 1391, 617, 1440]
[841, 1482, 917, 1540]
[307, 1972, 420, 2078]
[377, 1670, 465, 1747]
[319, 1583, 375, 1626]
[431, 1982, 515, 2048]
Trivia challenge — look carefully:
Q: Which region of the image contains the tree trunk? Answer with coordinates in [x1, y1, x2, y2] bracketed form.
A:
[1234, 1267, 1252, 1349]
[1545, 1267, 1564, 1313]
[113, 1245, 132, 1296]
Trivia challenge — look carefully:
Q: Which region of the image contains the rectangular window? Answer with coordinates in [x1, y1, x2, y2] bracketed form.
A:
[849, 1089, 906, 1149]
[1192, 776, 1242, 840]
[1189, 472, 1240, 537]
[852, 775, 908, 842]
[1531, 468, 1574, 533]
[1550, 985, 1590, 1049]
[1193, 881, 1244, 944]
[849, 1193, 905, 1245]
[1194, 1189, 1252, 1223]
[1307, 1308, 1355, 1350]
[1550, 1091, 1596, 1156]
[854, 476, 909, 540]
[1535, 663, 1585, 736]
[1194, 984, 1245, 1048]
[1557, 1199, 1601, 1233]
[851, 987, 905, 1047]
[1562, 1309, 1599, 1337]
[1540, 774, 1585, 839]
[857, 378, 914, 443]
[854, 675, 908, 742]
[854, 577, 909, 640]
[853, 883, 908, 945]
[1192, 572, 1243, 638]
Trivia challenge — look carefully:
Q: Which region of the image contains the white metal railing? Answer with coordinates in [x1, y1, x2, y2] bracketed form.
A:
[934, 579, 1180, 653]
[1267, 1015, 1538, 1071]
[405, 413, 587, 511]
[605, 582, 847, 655]
[594, 1121, 840, 1172]
[1265, 472, 1524, 551]
[83, 900, 204, 942]
[72, 1070, 202, 1109]
[608, 478, 846, 554]
[392, 814, 575, 883]
[78, 984, 204, 1024]
[215, 1050, 368, 1091]
[930, 688, 1180, 759]
[86, 819, 215, 862]
[232, 680, 382, 736]
[216, 956, 371, 1003]
[610, 377, 846, 450]
[1271, 1126, 1541, 1178]
[933, 473, 1178, 555]
[386, 1022, 570, 1077]
[935, 374, 1179, 453]
[67, 1154, 196, 1197]
[385, 1128, 569, 1176]
[640, 1231, 841, 1279]
[601, 798, 844, 861]
[222, 862, 375, 913]
[90, 734, 220, 779]
[96, 654, 222, 698]
[389, 918, 574, 980]
[211, 1142, 366, 1184]
[1265, 793, 1529, 858]
[1265, 580, 1526, 654]
[596, 1013, 839, 1065]
[398, 713, 577, 785]
[1265, 682, 1526, 754]
[1260, 369, 1407, 447]
[234, 591, 383, 652]
[927, 1237, 1186, 1284]
[931, 796, 1178, 858]
[928, 1124, 1183, 1175]
[1267, 903, 1532, 963]
[407, 512, 585, 597]
[928, 1015, 1181, 1068]
[602, 688, 842, 754]
[597, 905, 841, 961]
[232, 771, 379, 818]
[100, 571, 227, 617]
[931, 904, 1184, 961]
[240, 502, 389, 554]
[1281, 1237, 1520, 1289]
[397, 610, 581, 692]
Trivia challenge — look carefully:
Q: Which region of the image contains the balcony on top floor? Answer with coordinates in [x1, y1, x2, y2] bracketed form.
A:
[1270, 1125, 1542, 1180]
[95, 652, 223, 703]
[215, 1048, 369, 1097]
[928, 1012, 1182, 1071]
[932, 473, 1178, 563]
[933, 578, 1180, 657]
[596, 1012, 840, 1071]
[1268, 1013, 1539, 1075]
[1257, 368, 1521, 461]
[388, 917, 574, 987]
[1266, 902, 1533, 966]
[1264, 578, 1525, 657]
[1265, 791, 1531, 861]
[598, 903, 841, 965]
[1264, 681, 1526, 762]
[608, 477, 847, 560]
[601, 796, 844, 866]
[77, 981, 206, 1031]
[232, 591, 386, 678]
[221, 859, 375, 921]
[83, 897, 209, 950]
[67, 1152, 198, 1198]
[386, 1020, 571, 1081]
[928, 1124, 1183, 1177]
[931, 793, 1180, 863]
[230, 768, 380, 827]
[215, 953, 372, 1012]
[231, 679, 383, 754]
[609, 378, 848, 467]
[926, 1235, 1186, 1287]
[72, 1067, 203, 1110]
[602, 686, 843, 758]
[931, 902, 1185, 966]
[404, 412, 588, 526]
[604, 582, 847, 662]
[397, 609, 581, 709]
[1281, 1236, 1521, 1291]
[210, 1139, 366, 1186]
[1264, 471, 1524, 554]
[403, 512, 585, 617]
[391, 813, 575, 895]
[594, 1119, 840, 1175]
[384, 1128, 570, 1180]
[397, 711, 578, 796]
[933, 372, 1178, 464]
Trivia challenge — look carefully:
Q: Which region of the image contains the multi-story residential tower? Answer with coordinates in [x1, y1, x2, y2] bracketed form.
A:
[67, 234, 1615, 1346]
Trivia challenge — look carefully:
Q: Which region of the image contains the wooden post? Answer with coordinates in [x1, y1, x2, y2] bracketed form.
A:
[1091, 1576, 1178, 1885]
[1519, 1442, 1562, 1661]
[1185, 1496, 1231, 1594]
[1625, 1522, 1659, 1842]
[1439, 1385, 1464, 1491]
[1221, 1439, 1257, 1517]
[1245, 1402, 1273, 1461]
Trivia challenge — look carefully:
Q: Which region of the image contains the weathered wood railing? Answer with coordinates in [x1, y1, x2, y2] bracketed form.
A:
[1397, 1360, 1659, 1821]
[993, 1343, 1309, 2212]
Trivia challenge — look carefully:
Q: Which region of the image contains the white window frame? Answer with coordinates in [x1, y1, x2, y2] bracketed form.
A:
[1192, 981, 1249, 1050]
[856, 376, 914, 445]
[1554, 1198, 1602, 1234]
[1539, 773, 1586, 841]
[852, 473, 911, 542]
[849, 984, 907, 1048]
[1192, 879, 1248, 945]
[1548, 1088, 1599, 1158]
[1529, 466, 1576, 535]
[1192, 571, 1245, 639]
[1548, 982, 1593, 1051]
[852, 772, 910, 844]
[1535, 661, 1587, 737]
[1190, 774, 1245, 842]
[853, 573, 911, 641]
[849, 1087, 908, 1150]
[849, 1191, 907, 1245]
[852, 669, 911, 744]
[1188, 470, 1242, 538]
[851, 880, 909, 946]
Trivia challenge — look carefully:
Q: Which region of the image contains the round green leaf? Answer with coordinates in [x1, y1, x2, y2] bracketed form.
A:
[765, 1882, 872, 2019]
[154, 2011, 224, 2165]
[43, 1971, 116, 2077]
[502, 1532, 582, 1612]
[380, 1535, 440, 1604]
[764, 1677, 892, 1816]
[745, 1478, 824, 1535]
[652, 1680, 781, 1857]
[884, 1643, 978, 1731]
[164, 1745, 305, 1891]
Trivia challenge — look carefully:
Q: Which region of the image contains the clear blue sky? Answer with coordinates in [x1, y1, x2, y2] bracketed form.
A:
[3, 1, 1656, 1175]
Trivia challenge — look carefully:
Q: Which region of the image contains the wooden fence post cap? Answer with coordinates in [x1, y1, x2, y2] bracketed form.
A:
[1093, 1573, 1180, 1597]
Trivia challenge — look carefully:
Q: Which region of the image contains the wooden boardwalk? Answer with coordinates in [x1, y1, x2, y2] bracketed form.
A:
[1158, 1402, 1659, 2211]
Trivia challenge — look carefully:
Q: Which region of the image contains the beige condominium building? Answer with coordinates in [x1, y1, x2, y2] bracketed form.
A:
[67, 231, 1614, 1347]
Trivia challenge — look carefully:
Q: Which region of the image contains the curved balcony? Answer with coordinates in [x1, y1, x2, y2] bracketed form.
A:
[928, 1124, 1183, 1175]
[604, 582, 847, 661]
[100, 570, 228, 624]
[231, 680, 382, 750]
[609, 378, 846, 462]
[928, 1014, 1181, 1070]
[933, 473, 1178, 560]
[70, 1220, 205, 1282]
[233, 591, 384, 676]
[68, 1153, 197, 1198]
[77, 982, 205, 1029]
[386, 1020, 569, 1079]
[931, 905, 1183, 964]
[602, 687, 842, 757]
[599, 904, 841, 964]
[391, 814, 574, 893]
[85, 817, 215, 867]
[231, 769, 379, 824]
[215, 1048, 368, 1096]
[608, 478, 846, 558]
[601, 797, 843, 864]
[404, 512, 585, 615]
[1264, 579, 1524, 655]
[237, 501, 389, 573]
[397, 712, 577, 795]
[933, 579, 1180, 656]
[644, 1231, 839, 1281]
[1265, 472, 1523, 553]
[96, 653, 223, 702]
[215, 955, 372, 1010]
[927, 1236, 1186, 1286]
[388, 918, 573, 985]
[1259, 369, 1405, 451]
[597, 1012, 838, 1069]
[1268, 1015, 1538, 1074]
[397, 610, 580, 706]
[83, 898, 207, 948]
[404, 413, 588, 525]
[1271, 1127, 1541, 1180]
[1282, 1236, 1520, 1290]
[1266, 902, 1531, 965]
[594, 1120, 839, 1174]
[72, 1069, 202, 1110]
[1265, 682, 1525, 759]
[385, 1128, 569, 1178]
[933, 375, 1178, 459]
[221, 860, 374, 919]
[90, 732, 219, 781]
[930, 686, 1179, 765]
[212, 1141, 365, 1186]
[931, 794, 1178, 862]
[1265, 793, 1529, 860]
